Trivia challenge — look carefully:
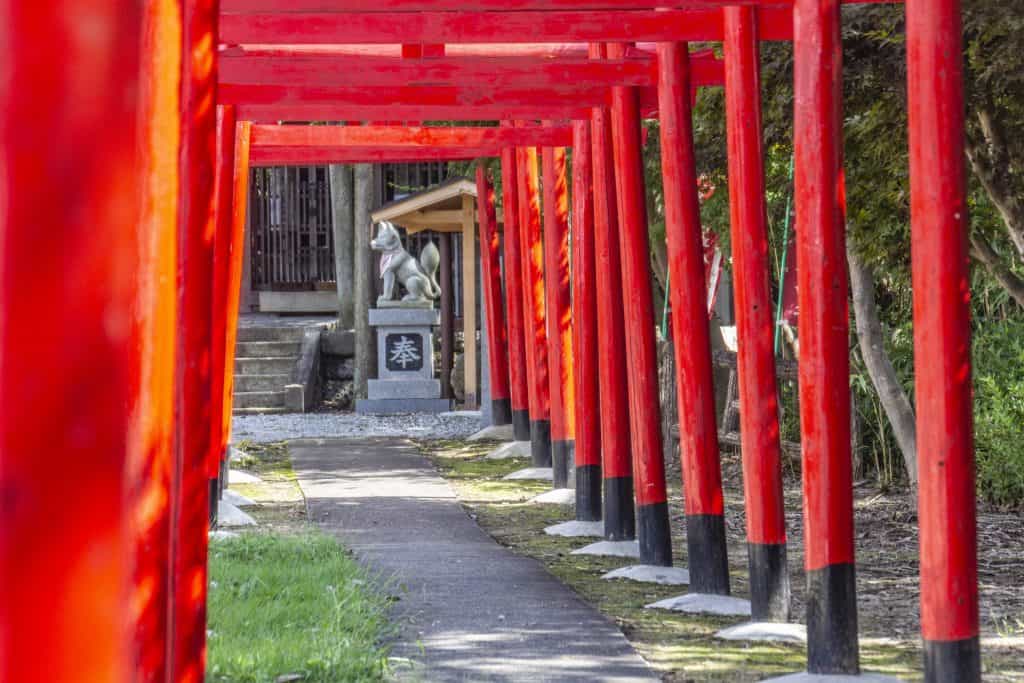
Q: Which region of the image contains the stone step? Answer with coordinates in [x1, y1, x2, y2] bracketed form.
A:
[232, 406, 289, 416]
[236, 325, 306, 343]
[236, 340, 301, 358]
[235, 356, 295, 375]
[234, 373, 293, 392]
[233, 390, 286, 409]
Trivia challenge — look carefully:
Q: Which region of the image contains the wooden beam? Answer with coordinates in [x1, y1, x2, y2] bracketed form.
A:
[250, 146, 491, 165]
[220, 52, 724, 89]
[250, 124, 574, 148]
[222, 0, 896, 11]
[219, 8, 794, 44]
[238, 103, 593, 122]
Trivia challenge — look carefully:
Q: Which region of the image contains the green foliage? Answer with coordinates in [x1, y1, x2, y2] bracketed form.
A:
[207, 532, 393, 682]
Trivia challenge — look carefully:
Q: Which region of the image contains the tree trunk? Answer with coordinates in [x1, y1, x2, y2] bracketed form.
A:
[329, 164, 355, 328]
[965, 107, 1024, 261]
[970, 231, 1024, 309]
[847, 246, 918, 488]
[353, 163, 377, 399]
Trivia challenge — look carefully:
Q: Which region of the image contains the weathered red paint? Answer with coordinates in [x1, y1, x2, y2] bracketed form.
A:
[542, 137, 576, 444]
[723, 9, 786, 545]
[221, 0, 893, 10]
[607, 42, 668, 509]
[656, 42, 725, 518]
[172, 1, 219, 680]
[0, 2, 142, 681]
[571, 119, 602, 470]
[793, 0, 855, 572]
[906, 0, 978, 645]
[239, 103, 593, 123]
[589, 44, 633, 482]
[476, 165, 512, 408]
[250, 124, 574, 148]
[219, 8, 795, 45]
[250, 147, 489, 165]
[501, 139, 531, 423]
[517, 142, 551, 425]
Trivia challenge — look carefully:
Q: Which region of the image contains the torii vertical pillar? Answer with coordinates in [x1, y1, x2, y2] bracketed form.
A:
[517, 142, 552, 467]
[501, 142, 532, 441]
[723, 8, 790, 619]
[572, 119, 603, 521]
[657, 42, 730, 592]
[608, 43, 672, 567]
[793, 0, 859, 673]
[542, 137, 576, 489]
[906, 0, 980, 680]
[476, 165, 513, 425]
[591, 43, 635, 541]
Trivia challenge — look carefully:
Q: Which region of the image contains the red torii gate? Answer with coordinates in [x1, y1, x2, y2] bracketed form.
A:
[0, 2, 978, 683]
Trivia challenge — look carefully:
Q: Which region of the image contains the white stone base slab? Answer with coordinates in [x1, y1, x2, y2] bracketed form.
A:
[646, 593, 752, 617]
[762, 674, 902, 682]
[530, 488, 575, 505]
[442, 410, 483, 419]
[503, 466, 553, 481]
[224, 489, 257, 508]
[571, 540, 641, 558]
[545, 520, 605, 538]
[229, 446, 248, 463]
[716, 621, 807, 643]
[228, 469, 262, 484]
[486, 441, 531, 460]
[218, 501, 257, 527]
[603, 564, 691, 585]
[468, 424, 515, 442]
[209, 530, 239, 540]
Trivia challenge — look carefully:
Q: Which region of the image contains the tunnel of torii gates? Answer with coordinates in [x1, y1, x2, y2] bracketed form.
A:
[0, 0, 978, 682]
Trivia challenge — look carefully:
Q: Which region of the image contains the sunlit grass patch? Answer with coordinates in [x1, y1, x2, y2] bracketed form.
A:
[207, 532, 392, 683]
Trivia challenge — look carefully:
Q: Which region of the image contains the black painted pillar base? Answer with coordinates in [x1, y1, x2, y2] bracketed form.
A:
[551, 439, 574, 488]
[209, 477, 221, 528]
[806, 562, 860, 675]
[491, 398, 513, 426]
[748, 542, 791, 622]
[603, 476, 636, 541]
[575, 464, 602, 522]
[924, 636, 980, 683]
[512, 409, 531, 442]
[686, 514, 731, 595]
[637, 501, 673, 566]
[530, 419, 551, 467]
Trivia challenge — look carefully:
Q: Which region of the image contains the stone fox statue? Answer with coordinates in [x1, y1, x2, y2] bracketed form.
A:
[371, 220, 441, 306]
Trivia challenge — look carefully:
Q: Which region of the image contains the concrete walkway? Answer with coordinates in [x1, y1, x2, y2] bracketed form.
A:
[290, 438, 658, 683]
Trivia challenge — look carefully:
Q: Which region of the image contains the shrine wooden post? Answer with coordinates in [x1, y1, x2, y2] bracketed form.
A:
[906, 0, 980, 679]
[476, 165, 513, 425]
[723, 7, 790, 618]
[608, 43, 672, 567]
[501, 140, 532, 441]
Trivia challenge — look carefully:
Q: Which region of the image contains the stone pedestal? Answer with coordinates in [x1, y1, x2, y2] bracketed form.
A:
[356, 308, 453, 414]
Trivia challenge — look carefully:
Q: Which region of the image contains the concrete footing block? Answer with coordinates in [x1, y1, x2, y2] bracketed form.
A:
[218, 501, 257, 527]
[544, 520, 605, 538]
[716, 622, 808, 643]
[645, 593, 752, 617]
[571, 539, 641, 558]
[530, 488, 575, 505]
[486, 441, 532, 460]
[468, 424, 515, 442]
[228, 469, 263, 485]
[603, 565, 691, 585]
[224, 489, 257, 508]
[761, 674, 902, 682]
[503, 466, 553, 481]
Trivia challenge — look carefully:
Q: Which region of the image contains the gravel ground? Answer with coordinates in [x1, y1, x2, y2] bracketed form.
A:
[232, 411, 482, 443]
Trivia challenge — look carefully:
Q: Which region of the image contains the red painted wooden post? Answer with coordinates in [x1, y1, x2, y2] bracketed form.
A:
[220, 121, 253, 457]
[133, 4, 185, 678]
[722, 8, 790, 618]
[590, 43, 635, 541]
[517, 141, 552, 466]
[656, 42, 729, 590]
[906, 1, 980, 679]
[793, 0, 859, 673]
[542, 134, 576, 489]
[172, 1, 220, 680]
[476, 165, 513, 426]
[0, 2, 142, 681]
[571, 119, 603, 521]
[607, 42, 672, 567]
[500, 138, 532, 441]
